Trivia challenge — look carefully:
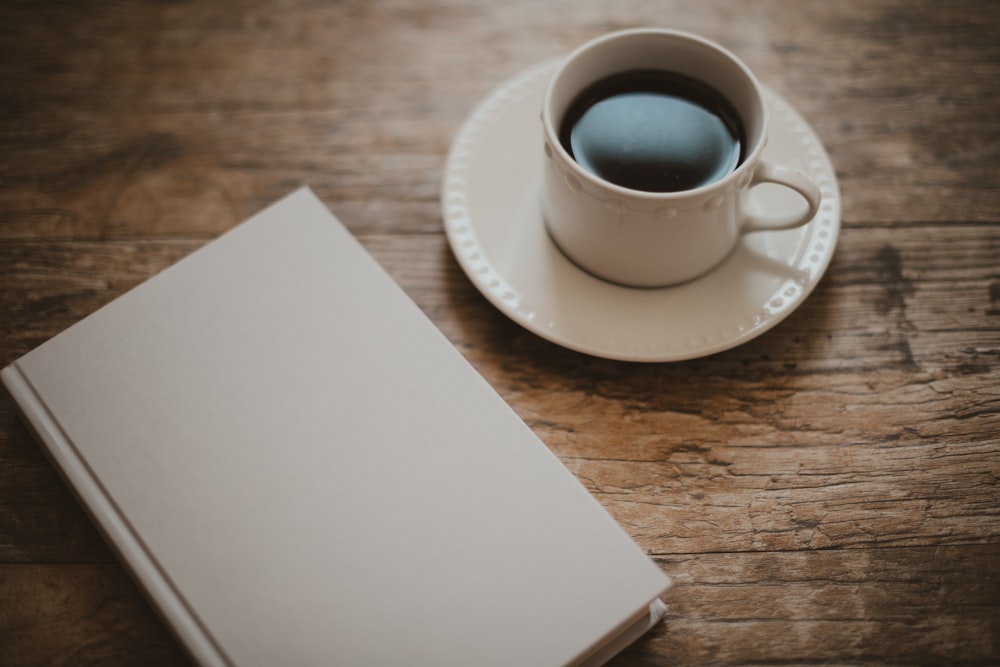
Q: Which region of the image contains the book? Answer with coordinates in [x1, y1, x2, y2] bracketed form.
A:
[2, 187, 671, 667]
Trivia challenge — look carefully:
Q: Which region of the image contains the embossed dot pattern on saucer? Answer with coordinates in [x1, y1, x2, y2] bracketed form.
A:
[441, 60, 841, 362]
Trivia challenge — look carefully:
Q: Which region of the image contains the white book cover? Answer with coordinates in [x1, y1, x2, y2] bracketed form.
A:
[2, 187, 671, 667]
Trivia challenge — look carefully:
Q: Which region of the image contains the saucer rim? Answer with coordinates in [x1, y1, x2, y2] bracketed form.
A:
[441, 59, 841, 363]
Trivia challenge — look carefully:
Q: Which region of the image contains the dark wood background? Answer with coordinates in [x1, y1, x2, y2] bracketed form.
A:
[1, 1, 998, 665]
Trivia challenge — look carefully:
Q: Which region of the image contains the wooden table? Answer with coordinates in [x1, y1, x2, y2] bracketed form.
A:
[1, 1, 997, 665]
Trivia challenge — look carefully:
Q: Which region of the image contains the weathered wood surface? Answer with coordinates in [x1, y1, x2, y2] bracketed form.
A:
[1, 1, 998, 665]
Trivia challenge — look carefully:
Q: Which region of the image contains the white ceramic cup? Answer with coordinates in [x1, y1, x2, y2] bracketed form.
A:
[541, 28, 822, 287]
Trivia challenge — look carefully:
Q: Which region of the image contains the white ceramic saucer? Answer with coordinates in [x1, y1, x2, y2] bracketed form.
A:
[441, 60, 841, 362]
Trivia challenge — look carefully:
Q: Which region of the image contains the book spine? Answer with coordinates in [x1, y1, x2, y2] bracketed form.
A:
[1, 362, 230, 667]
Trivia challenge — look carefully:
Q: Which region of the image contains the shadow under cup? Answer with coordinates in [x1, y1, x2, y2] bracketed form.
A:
[541, 30, 775, 287]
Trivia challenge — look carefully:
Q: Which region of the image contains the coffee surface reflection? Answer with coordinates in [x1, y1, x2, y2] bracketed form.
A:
[559, 70, 746, 193]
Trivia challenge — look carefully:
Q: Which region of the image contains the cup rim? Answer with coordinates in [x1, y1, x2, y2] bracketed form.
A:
[542, 27, 768, 200]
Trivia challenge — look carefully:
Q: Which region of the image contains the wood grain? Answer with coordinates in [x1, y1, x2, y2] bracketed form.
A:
[1, 0, 998, 665]
[0, 564, 192, 667]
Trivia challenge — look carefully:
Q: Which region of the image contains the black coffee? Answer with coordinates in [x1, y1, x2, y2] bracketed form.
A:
[559, 69, 746, 192]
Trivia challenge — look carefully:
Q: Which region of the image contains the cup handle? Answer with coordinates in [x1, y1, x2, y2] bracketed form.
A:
[741, 162, 822, 233]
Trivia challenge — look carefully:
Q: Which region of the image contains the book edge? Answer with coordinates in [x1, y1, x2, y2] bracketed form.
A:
[1, 362, 230, 667]
[572, 596, 670, 667]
